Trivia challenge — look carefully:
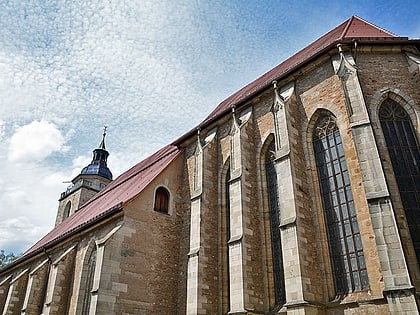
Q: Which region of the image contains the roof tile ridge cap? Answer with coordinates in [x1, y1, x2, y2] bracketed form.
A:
[76, 145, 181, 210]
[339, 16, 355, 40]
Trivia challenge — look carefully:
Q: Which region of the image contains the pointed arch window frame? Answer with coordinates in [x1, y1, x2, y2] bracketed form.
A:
[263, 137, 286, 306]
[312, 113, 369, 297]
[378, 98, 420, 267]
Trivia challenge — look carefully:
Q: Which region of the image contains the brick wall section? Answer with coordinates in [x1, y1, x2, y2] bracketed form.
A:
[241, 109, 266, 311]
[253, 93, 277, 310]
[95, 227, 126, 314]
[23, 261, 49, 314]
[3, 269, 28, 315]
[0, 276, 11, 313]
[119, 155, 184, 314]
[197, 134, 220, 314]
[287, 91, 323, 303]
[47, 247, 76, 315]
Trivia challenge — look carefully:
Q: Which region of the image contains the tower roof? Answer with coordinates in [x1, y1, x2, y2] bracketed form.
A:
[79, 127, 113, 180]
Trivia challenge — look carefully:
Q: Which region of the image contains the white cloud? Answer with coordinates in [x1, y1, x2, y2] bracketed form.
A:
[0, 217, 49, 254]
[8, 120, 67, 163]
[0, 120, 4, 140]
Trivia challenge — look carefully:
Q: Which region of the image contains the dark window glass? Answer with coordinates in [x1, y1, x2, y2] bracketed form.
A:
[63, 201, 71, 219]
[379, 99, 420, 267]
[313, 114, 369, 296]
[265, 140, 286, 305]
[154, 187, 170, 214]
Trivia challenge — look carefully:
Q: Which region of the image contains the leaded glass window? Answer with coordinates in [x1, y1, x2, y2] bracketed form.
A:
[379, 98, 420, 266]
[265, 140, 286, 304]
[313, 114, 369, 295]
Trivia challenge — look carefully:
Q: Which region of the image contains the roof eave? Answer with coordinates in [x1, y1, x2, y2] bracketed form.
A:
[0, 203, 123, 274]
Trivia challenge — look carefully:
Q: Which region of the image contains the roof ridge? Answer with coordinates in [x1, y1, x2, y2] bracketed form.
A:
[339, 16, 355, 40]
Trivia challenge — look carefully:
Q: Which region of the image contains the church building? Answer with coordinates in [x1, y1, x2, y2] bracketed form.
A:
[1, 16, 419, 314]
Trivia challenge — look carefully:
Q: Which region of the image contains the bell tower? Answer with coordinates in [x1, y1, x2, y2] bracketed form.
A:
[56, 127, 113, 226]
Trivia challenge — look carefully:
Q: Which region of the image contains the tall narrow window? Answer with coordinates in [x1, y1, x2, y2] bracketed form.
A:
[63, 201, 71, 219]
[379, 98, 420, 266]
[265, 140, 286, 305]
[82, 246, 97, 315]
[154, 187, 170, 214]
[313, 114, 368, 295]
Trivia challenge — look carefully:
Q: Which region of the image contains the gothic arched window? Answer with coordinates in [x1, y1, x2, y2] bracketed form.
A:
[379, 98, 420, 266]
[313, 114, 369, 295]
[265, 140, 286, 305]
[154, 187, 170, 214]
[81, 246, 97, 315]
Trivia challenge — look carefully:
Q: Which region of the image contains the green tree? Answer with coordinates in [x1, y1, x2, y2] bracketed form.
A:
[0, 250, 19, 268]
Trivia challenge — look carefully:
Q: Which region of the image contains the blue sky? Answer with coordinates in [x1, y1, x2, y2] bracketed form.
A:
[0, 0, 419, 254]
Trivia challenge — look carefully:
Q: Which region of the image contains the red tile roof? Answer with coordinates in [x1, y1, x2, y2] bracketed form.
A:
[5, 16, 412, 270]
[199, 16, 402, 126]
[22, 144, 181, 258]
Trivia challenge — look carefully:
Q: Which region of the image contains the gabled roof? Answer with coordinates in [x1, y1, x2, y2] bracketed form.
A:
[20, 144, 181, 260]
[200, 16, 404, 126]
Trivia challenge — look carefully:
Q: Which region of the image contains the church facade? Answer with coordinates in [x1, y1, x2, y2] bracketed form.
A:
[1, 16, 420, 314]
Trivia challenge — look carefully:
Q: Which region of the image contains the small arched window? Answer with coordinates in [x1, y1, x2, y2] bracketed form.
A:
[63, 201, 71, 219]
[154, 187, 170, 214]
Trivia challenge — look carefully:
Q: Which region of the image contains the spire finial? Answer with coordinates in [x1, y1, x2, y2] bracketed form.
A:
[99, 125, 107, 150]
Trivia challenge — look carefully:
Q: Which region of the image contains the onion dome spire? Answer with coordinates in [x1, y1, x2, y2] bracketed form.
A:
[80, 126, 113, 180]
